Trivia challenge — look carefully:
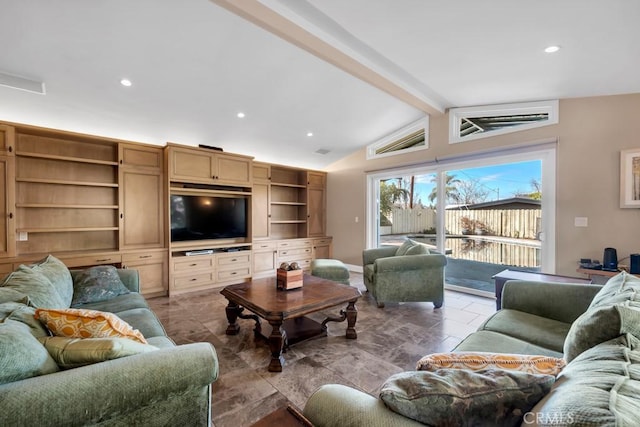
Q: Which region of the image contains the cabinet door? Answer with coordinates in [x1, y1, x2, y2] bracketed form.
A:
[253, 249, 277, 277]
[123, 251, 168, 296]
[252, 181, 270, 239]
[169, 147, 215, 183]
[313, 237, 332, 259]
[120, 169, 164, 248]
[307, 186, 326, 237]
[0, 156, 15, 258]
[0, 124, 15, 155]
[253, 162, 270, 182]
[214, 153, 252, 187]
[307, 171, 325, 189]
[120, 143, 162, 171]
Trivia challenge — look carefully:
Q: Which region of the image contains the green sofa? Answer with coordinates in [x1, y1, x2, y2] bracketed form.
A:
[0, 256, 219, 426]
[304, 272, 640, 426]
[362, 240, 446, 308]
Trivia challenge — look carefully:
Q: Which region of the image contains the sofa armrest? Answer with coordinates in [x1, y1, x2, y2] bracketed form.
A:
[374, 253, 447, 273]
[363, 246, 398, 266]
[501, 280, 602, 323]
[303, 384, 424, 427]
[0, 342, 218, 426]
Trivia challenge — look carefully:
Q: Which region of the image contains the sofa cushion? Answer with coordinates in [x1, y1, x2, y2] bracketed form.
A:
[405, 244, 428, 255]
[38, 336, 158, 369]
[115, 307, 168, 339]
[563, 300, 640, 362]
[72, 292, 149, 313]
[0, 265, 67, 309]
[0, 301, 50, 339]
[589, 271, 640, 308]
[35, 308, 147, 344]
[0, 321, 59, 385]
[72, 265, 130, 305]
[453, 330, 564, 358]
[0, 287, 30, 305]
[479, 309, 570, 353]
[30, 255, 73, 307]
[416, 352, 565, 376]
[379, 369, 555, 426]
[528, 334, 640, 426]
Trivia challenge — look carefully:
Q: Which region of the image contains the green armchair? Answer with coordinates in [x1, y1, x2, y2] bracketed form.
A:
[362, 239, 447, 308]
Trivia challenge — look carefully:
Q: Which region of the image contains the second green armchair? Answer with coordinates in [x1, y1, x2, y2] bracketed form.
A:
[362, 239, 447, 308]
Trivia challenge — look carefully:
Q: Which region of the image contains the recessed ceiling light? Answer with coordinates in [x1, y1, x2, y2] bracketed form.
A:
[544, 45, 560, 53]
[307, 132, 313, 137]
[120, 78, 132, 87]
[237, 112, 245, 118]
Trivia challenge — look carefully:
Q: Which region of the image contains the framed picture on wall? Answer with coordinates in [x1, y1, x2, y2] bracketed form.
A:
[620, 148, 640, 208]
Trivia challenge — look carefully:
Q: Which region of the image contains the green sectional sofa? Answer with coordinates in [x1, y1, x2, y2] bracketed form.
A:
[0, 255, 219, 426]
[304, 272, 640, 426]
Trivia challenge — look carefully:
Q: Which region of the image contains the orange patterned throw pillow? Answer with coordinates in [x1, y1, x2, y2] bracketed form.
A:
[34, 308, 147, 344]
[416, 352, 566, 376]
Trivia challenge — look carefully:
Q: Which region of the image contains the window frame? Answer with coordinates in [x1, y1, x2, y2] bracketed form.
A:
[449, 100, 559, 144]
[366, 116, 429, 160]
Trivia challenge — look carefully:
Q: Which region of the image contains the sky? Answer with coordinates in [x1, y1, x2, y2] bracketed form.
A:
[408, 160, 542, 205]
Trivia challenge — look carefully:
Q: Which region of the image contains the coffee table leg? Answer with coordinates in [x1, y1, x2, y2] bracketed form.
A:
[267, 320, 286, 372]
[225, 300, 241, 335]
[345, 300, 358, 339]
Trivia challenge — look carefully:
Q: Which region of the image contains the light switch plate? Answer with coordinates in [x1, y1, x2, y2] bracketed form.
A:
[574, 217, 588, 227]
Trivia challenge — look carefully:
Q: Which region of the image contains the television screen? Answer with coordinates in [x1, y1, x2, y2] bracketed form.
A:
[170, 194, 247, 241]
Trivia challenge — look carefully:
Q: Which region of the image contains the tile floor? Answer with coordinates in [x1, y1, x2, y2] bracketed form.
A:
[147, 273, 497, 426]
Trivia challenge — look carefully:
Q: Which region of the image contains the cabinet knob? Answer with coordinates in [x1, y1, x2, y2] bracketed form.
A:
[120, 213, 124, 219]
[119, 159, 123, 164]
[8, 146, 12, 153]
[8, 212, 13, 219]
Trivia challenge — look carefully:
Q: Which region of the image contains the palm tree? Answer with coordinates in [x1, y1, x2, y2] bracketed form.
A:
[379, 180, 410, 224]
[428, 173, 461, 205]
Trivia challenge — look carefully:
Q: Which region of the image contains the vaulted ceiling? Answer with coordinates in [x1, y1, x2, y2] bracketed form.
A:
[0, 1, 638, 169]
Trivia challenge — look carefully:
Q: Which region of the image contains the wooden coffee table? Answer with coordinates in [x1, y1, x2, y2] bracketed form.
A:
[221, 274, 361, 372]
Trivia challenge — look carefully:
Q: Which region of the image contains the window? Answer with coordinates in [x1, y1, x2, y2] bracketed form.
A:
[449, 100, 558, 144]
[367, 117, 429, 160]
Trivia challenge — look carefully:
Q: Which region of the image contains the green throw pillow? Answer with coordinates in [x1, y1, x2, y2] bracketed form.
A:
[530, 334, 640, 426]
[405, 244, 428, 255]
[0, 301, 50, 339]
[38, 336, 158, 369]
[30, 255, 73, 307]
[0, 287, 30, 305]
[395, 240, 416, 256]
[563, 300, 640, 362]
[379, 369, 555, 426]
[72, 266, 130, 305]
[0, 322, 59, 385]
[0, 265, 67, 308]
[589, 271, 640, 308]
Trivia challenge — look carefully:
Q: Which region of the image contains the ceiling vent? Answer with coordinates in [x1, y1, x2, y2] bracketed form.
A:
[315, 148, 331, 155]
[0, 71, 45, 94]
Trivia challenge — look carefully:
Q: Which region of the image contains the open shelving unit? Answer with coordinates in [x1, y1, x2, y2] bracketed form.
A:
[15, 131, 120, 254]
[269, 166, 308, 239]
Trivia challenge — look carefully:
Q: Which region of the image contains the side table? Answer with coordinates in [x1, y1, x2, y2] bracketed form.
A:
[492, 269, 592, 310]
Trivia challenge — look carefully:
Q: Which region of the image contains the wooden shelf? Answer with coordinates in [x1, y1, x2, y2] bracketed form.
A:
[16, 178, 118, 187]
[16, 151, 119, 166]
[271, 201, 306, 206]
[18, 227, 119, 233]
[271, 182, 306, 189]
[16, 204, 118, 209]
[271, 220, 307, 224]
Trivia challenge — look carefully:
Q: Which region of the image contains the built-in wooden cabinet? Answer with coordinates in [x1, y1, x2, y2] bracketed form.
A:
[119, 144, 164, 249]
[251, 163, 270, 240]
[122, 250, 168, 296]
[252, 240, 277, 278]
[312, 237, 332, 259]
[0, 124, 15, 259]
[167, 144, 252, 187]
[169, 249, 251, 294]
[307, 171, 326, 237]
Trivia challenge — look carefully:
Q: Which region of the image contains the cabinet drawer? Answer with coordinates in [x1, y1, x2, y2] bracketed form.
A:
[173, 272, 214, 289]
[62, 254, 122, 268]
[217, 267, 251, 282]
[277, 240, 311, 249]
[253, 241, 277, 251]
[217, 253, 251, 266]
[313, 238, 332, 246]
[279, 247, 312, 257]
[173, 257, 214, 272]
[123, 251, 165, 264]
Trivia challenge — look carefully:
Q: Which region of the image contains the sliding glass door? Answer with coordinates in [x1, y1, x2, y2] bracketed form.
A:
[366, 144, 556, 297]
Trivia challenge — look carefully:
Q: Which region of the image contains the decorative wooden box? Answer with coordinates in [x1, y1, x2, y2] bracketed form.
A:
[277, 268, 303, 290]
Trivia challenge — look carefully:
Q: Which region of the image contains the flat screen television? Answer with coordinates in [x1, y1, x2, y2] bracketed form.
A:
[170, 194, 248, 242]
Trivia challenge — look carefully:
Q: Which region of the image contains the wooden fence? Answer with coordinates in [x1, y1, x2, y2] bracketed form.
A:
[390, 208, 541, 240]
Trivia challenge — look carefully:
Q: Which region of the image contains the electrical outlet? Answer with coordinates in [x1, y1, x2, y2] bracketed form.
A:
[574, 217, 588, 227]
[18, 231, 28, 241]
[355, 216, 359, 223]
